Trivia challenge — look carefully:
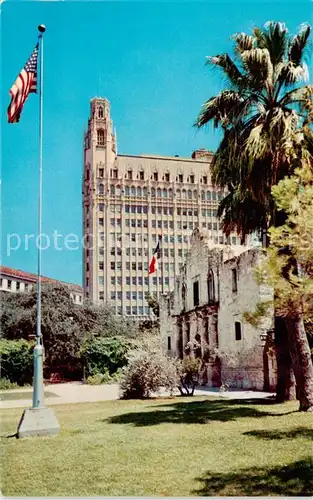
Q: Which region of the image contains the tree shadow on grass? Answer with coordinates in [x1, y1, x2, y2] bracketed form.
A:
[244, 427, 313, 440]
[107, 399, 279, 426]
[193, 457, 313, 496]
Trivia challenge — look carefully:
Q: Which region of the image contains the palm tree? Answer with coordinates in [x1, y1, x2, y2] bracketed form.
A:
[196, 21, 313, 410]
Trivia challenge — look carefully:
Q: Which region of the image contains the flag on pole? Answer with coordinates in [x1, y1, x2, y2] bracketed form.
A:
[149, 235, 162, 274]
[8, 43, 39, 123]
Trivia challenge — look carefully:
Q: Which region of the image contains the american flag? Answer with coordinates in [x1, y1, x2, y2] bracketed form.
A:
[8, 43, 39, 123]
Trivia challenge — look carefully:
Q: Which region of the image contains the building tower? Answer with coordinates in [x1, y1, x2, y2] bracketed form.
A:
[83, 97, 243, 318]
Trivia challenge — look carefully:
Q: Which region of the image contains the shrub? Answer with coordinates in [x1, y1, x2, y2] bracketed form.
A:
[0, 378, 19, 390]
[177, 357, 201, 396]
[80, 337, 130, 377]
[0, 339, 34, 385]
[86, 368, 124, 385]
[120, 346, 178, 399]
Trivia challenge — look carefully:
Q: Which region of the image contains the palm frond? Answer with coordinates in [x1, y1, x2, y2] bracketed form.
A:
[232, 32, 254, 54]
[289, 23, 311, 66]
[195, 91, 243, 128]
[262, 21, 289, 67]
[206, 53, 245, 89]
[241, 48, 273, 88]
[217, 188, 267, 238]
[278, 61, 309, 86]
[279, 85, 313, 107]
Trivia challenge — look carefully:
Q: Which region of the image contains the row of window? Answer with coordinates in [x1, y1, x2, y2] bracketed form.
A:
[98, 276, 170, 290]
[102, 205, 218, 217]
[110, 287, 170, 302]
[100, 276, 172, 287]
[0, 279, 30, 291]
[99, 160, 210, 186]
[99, 184, 223, 200]
[109, 233, 191, 244]
[101, 218, 210, 230]
[109, 269, 178, 287]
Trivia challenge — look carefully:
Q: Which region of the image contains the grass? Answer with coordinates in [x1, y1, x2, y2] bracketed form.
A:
[1, 396, 312, 496]
[1, 391, 58, 401]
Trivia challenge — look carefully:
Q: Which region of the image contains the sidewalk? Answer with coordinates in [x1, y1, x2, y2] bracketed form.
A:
[0, 382, 275, 410]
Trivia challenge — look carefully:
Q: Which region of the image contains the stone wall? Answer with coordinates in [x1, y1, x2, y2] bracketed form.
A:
[159, 231, 276, 392]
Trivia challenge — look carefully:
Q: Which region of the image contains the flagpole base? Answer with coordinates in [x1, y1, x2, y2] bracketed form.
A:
[17, 407, 60, 438]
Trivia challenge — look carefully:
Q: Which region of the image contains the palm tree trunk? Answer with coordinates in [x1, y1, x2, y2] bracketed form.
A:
[274, 317, 296, 402]
[285, 312, 313, 411]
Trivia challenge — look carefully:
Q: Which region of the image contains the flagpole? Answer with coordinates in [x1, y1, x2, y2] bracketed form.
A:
[17, 25, 60, 438]
[32, 24, 46, 409]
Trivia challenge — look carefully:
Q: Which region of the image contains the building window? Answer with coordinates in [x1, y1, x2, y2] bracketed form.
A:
[235, 321, 242, 340]
[112, 169, 118, 179]
[167, 336, 171, 351]
[98, 106, 104, 118]
[165, 173, 170, 182]
[99, 168, 104, 177]
[207, 270, 215, 302]
[99, 183, 104, 195]
[25, 283, 28, 292]
[99, 277, 104, 285]
[178, 174, 183, 183]
[8, 280, 12, 289]
[97, 129, 105, 146]
[99, 217, 104, 226]
[127, 170, 133, 180]
[202, 176, 208, 185]
[99, 291, 104, 300]
[99, 262, 104, 271]
[190, 175, 195, 184]
[111, 262, 115, 270]
[16, 281, 20, 291]
[232, 268, 238, 293]
[99, 203, 104, 211]
[193, 280, 199, 307]
[139, 170, 144, 180]
[153, 172, 158, 181]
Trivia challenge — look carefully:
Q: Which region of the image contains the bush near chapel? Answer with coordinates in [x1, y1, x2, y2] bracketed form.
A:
[119, 343, 179, 399]
[80, 337, 131, 379]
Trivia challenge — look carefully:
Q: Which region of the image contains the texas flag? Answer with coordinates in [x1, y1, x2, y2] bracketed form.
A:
[149, 236, 162, 274]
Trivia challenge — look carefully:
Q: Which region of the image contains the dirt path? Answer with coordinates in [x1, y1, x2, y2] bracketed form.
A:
[0, 382, 274, 409]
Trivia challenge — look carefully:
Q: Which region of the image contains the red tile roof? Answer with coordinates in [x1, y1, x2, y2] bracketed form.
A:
[0, 266, 83, 293]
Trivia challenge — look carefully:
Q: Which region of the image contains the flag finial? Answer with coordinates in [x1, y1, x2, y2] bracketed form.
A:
[38, 24, 46, 33]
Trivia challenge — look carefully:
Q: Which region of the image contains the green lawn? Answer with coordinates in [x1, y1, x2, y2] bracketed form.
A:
[1, 396, 312, 496]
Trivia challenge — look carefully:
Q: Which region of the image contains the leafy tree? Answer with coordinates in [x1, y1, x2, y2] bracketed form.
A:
[256, 163, 313, 410]
[0, 283, 138, 378]
[196, 21, 313, 409]
[80, 337, 131, 377]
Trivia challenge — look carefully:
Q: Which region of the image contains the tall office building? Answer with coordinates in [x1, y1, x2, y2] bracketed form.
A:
[83, 97, 242, 317]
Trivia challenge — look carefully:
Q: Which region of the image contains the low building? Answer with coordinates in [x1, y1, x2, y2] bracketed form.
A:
[0, 266, 83, 305]
[160, 229, 276, 391]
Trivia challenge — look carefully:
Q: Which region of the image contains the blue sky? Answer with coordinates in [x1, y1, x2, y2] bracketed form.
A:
[1, 0, 312, 285]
